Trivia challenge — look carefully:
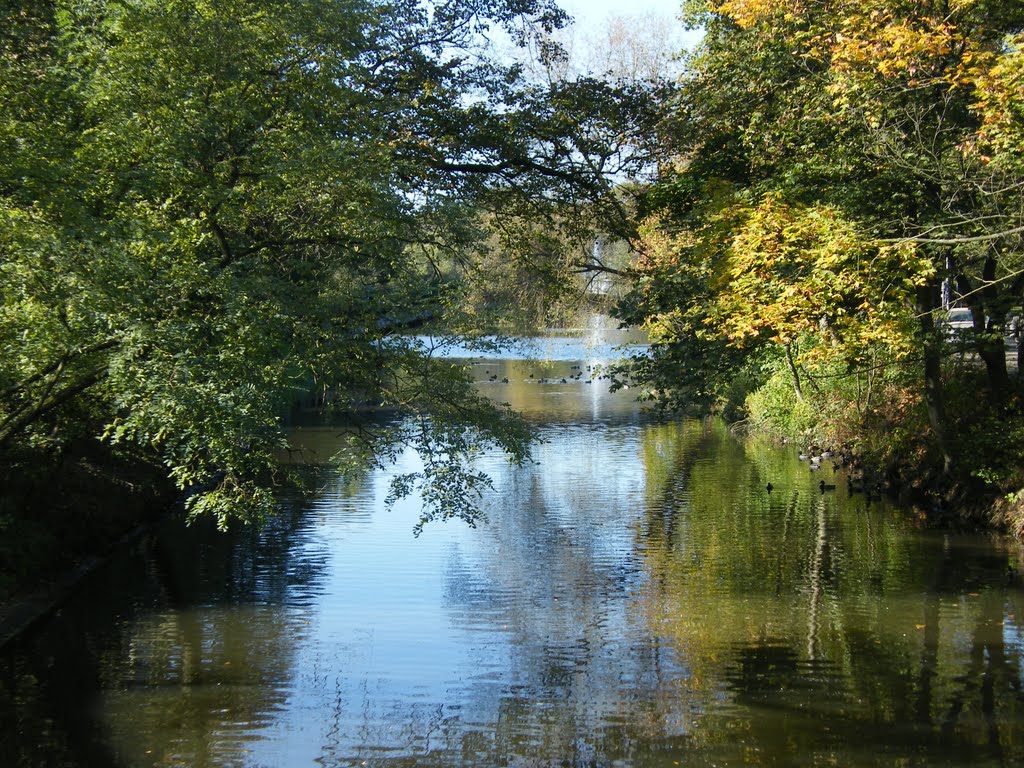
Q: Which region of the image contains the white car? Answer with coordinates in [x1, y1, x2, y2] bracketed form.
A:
[942, 307, 974, 336]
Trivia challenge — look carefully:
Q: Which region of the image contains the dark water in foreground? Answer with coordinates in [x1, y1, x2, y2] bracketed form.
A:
[2, 330, 1023, 767]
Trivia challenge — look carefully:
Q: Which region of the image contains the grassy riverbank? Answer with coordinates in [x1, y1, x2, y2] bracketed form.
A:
[729, 354, 1024, 537]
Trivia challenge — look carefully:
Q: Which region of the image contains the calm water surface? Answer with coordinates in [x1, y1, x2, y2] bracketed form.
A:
[2, 325, 1024, 767]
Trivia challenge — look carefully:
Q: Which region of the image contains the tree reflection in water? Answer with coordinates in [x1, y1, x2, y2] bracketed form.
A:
[2, 380, 1023, 767]
[640, 420, 1024, 766]
[0, 500, 329, 768]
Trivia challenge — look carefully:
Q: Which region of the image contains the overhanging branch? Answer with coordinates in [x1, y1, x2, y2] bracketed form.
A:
[571, 258, 638, 279]
[879, 224, 1024, 245]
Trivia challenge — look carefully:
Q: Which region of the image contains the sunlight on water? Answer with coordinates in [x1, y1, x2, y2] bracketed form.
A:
[2, 324, 1024, 767]
[416, 314, 650, 363]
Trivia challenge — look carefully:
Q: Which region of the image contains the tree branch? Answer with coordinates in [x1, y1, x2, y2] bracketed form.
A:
[571, 258, 638, 279]
[0, 366, 109, 449]
[879, 224, 1024, 245]
[0, 338, 119, 401]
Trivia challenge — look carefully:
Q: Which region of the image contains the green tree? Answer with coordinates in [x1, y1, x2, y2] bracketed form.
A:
[0, 0, 643, 528]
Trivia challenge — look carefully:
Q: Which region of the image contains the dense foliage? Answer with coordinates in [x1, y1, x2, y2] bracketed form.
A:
[0, 0, 655, 544]
[4, 0, 1023, 581]
[616, 0, 1024, 524]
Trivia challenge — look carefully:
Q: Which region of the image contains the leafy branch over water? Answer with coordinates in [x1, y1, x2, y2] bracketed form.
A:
[0, 0, 651, 537]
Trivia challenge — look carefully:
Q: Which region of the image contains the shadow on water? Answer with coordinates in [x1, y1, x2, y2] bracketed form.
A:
[2, 324, 1024, 767]
[0, 498, 330, 767]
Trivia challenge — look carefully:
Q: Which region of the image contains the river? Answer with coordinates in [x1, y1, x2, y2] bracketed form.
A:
[2, 321, 1023, 767]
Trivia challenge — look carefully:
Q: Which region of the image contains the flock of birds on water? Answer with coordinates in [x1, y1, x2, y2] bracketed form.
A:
[479, 365, 882, 502]
[766, 447, 885, 502]
[480, 364, 610, 386]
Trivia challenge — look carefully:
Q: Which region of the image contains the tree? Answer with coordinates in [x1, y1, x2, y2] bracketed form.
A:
[0, 0, 645, 528]
[621, 0, 1024, 472]
[512, 10, 688, 84]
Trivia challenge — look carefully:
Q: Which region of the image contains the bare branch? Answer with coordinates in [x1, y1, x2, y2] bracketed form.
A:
[879, 224, 1024, 245]
[571, 257, 638, 278]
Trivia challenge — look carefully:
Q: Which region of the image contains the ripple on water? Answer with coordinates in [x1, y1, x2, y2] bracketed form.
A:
[4, 352, 1024, 767]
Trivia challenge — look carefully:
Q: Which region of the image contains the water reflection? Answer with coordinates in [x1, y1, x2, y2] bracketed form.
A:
[2, 326, 1023, 767]
[0, 503, 328, 767]
[639, 421, 1024, 766]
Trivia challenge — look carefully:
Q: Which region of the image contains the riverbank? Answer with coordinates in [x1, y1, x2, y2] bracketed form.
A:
[732, 356, 1024, 538]
[0, 442, 175, 631]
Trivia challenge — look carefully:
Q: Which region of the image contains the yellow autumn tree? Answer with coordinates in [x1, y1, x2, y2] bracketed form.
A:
[713, 197, 932, 361]
[623, 0, 1024, 475]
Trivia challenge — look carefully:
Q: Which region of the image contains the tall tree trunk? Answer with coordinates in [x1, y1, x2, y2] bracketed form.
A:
[972, 254, 1009, 401]
[974, 322, 1009, 400]
[917, 284, 954, 474]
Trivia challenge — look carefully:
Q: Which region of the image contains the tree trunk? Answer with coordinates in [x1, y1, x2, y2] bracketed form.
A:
[959, 251, 1012, 396]
[972, 254, 1009, 400]
[917, 284, 954, 474]
[785, 342, 804, 403]
[975, 321, 1009, 400]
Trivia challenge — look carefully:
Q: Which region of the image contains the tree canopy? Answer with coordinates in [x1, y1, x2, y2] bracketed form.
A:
[6, 0, 1023, 538]
[0, 0, 654, 527]
[619, 0, 1024, 479]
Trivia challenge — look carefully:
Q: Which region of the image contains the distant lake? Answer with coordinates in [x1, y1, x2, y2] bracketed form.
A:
[414, 314, 650, 361]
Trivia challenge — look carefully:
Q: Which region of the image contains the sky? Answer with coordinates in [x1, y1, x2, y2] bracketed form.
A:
[483, 0, 701, 81]
[559, 0, 683, 23]
[556, 0, 703, 50]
